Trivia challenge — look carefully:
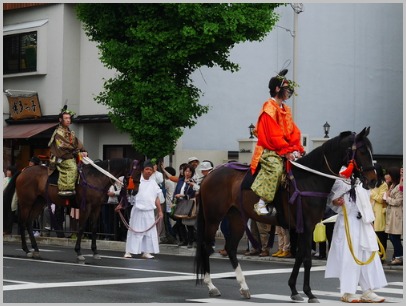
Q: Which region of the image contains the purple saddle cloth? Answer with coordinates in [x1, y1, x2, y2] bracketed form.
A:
[223, 161, 250, 172]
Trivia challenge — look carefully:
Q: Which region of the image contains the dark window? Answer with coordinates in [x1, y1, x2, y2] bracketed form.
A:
[103, 145, 144, 161]
[3, 31, 37, 74]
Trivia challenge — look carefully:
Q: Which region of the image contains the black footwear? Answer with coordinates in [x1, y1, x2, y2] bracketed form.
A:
[178, 241, 187, 246]
[160, 237, 170, 244]
[187, 243, 193, 249]
[161, 236, 178, 244]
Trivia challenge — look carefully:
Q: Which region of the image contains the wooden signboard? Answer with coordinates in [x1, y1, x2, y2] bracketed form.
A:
[6, 93, 42, 120]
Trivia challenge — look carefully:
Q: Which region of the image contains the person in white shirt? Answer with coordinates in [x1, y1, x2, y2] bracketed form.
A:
[124, 160, 163, 259]
[102, 176, 123, 240]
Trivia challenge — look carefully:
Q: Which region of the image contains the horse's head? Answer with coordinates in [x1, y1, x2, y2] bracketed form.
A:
[113, 159, 142, 208]
[127, 159, 142, 193]
[95, 158, 141, 193]
[348, 127, 377, 189]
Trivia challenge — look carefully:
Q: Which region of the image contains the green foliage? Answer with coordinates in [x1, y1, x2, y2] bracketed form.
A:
[76, 3, 281, 158]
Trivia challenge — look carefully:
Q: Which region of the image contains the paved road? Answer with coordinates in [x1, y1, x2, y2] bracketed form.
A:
[3, 238, 403, 303]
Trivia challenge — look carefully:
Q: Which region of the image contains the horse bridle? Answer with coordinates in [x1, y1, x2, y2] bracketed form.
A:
[323, 133, 375, 180]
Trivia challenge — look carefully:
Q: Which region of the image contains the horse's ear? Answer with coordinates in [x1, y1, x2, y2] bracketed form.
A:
[358, 127, 370, 138]
[365, 126, 370, 136]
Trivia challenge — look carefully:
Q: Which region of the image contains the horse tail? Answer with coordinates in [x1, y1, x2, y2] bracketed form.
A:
[3, 171, 21, 233]
[194, 191, 208, 284]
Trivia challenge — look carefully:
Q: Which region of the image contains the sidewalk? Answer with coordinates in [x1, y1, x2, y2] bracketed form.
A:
[3, 233, 402, 271]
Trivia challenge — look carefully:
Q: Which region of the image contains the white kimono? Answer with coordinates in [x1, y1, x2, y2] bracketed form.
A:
[325, 178, 387, 294]
[126, 175, 162, 255]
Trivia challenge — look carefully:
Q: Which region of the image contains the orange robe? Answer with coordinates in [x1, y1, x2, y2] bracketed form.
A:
[250, 98, 304, 174]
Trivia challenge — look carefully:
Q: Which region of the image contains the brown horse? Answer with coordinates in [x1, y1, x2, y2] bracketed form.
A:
[3, 158, 140, 261]
[195, 128, 377, 302]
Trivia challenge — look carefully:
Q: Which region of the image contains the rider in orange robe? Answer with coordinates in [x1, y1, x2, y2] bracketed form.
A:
[250, 69, 304, 215]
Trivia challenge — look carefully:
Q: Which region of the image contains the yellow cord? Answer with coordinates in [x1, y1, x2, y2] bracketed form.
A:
[342, 204, 386, 265]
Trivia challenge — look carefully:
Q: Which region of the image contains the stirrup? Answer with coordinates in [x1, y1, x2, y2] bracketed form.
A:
[58, 190, 76, 197]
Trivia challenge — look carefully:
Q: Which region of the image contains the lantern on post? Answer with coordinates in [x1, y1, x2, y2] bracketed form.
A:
[323, 122, 330, 138]
[249, 124, 255, 139]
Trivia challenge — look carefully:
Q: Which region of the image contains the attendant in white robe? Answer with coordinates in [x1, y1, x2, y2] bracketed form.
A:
[124, 160, 163, 259]
[325, 171, 387, 303]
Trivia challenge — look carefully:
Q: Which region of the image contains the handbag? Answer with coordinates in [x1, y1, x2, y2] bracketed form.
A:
[173, 198, 195, 219]
[313, 221, 326, 243]
[183, 199, 198, 220]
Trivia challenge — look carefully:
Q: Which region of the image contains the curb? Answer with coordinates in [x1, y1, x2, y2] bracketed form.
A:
[3, 235, 402, 271]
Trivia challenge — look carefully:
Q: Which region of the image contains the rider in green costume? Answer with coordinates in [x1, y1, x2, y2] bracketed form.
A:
[48, 106, 87, 196]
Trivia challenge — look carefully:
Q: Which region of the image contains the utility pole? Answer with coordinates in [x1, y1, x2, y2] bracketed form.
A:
[290, 3, 303, 120]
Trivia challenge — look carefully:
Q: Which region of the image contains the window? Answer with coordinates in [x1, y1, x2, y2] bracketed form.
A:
[103, 145, 144, 161]
[3, 31, 38, 74]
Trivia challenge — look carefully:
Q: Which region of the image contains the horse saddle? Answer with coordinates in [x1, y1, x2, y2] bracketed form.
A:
[47, 168, 79, 207]
[240, 164, 260, 191]
[47, 167, 59, 186]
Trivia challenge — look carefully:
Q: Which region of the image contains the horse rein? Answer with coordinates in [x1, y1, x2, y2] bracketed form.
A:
[290, 160, 349, 182]
[118, 209, 162, 234]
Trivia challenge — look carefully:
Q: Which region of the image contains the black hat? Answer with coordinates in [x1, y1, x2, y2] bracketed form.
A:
[29, 156, 41, 165]
[143, 159, 154, 169]
[165, 166, 176, 176]
[269, 69, 288, 91]
[59, 105, 76, 119]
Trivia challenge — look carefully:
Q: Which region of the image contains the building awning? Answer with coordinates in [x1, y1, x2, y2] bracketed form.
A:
[3, 122, 57, 139]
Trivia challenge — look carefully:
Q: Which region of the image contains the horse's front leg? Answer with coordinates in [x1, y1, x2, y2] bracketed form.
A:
[302, 242, 319, 303]
[289, 233, 305, 302]
[289, 255, 304, 301]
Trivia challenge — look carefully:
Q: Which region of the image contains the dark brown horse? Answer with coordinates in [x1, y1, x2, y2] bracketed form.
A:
[3, 158, 140, 261]
[195, 128, 377, 302]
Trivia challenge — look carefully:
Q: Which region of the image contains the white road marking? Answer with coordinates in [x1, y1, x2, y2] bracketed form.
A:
[3, 256, 194, 275]
[3, 256, 403, 304]
[16, 248, 62, 252]
[186, 298, 253, 303]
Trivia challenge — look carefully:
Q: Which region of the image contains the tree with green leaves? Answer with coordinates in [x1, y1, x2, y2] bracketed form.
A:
[76, 3, 282, 159]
